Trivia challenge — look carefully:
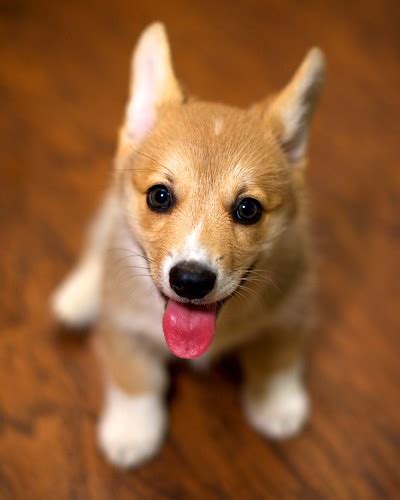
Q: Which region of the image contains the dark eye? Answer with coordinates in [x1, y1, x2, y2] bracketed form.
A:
[233, 197, 262, 225]
[147, 184, 173, 212]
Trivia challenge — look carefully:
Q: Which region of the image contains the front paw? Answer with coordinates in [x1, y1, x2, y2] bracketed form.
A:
[97, 389, 166, 468]
[243, 371, 310, 440]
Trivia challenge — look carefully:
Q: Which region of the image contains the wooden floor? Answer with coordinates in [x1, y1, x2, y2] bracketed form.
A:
[1, 1, 399, 498]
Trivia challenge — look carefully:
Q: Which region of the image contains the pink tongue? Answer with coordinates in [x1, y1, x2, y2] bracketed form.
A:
[162, 299, 217, 359]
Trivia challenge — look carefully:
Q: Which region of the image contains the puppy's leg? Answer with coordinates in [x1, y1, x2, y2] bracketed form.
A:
[95, 327, 168, 468]
[51, 191, 116, 328]
[240, 332, 309, 440]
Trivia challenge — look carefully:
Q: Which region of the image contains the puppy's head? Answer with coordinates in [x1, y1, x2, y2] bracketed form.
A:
[115, 23, 325, 358]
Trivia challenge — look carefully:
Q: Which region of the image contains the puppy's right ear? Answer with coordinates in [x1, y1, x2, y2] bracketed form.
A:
[122, 23, 183, 142]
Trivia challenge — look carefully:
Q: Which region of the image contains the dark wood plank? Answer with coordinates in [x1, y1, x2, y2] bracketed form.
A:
[0, 0, 399, 498]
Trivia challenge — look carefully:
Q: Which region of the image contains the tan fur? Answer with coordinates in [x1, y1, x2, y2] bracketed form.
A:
[52, 22, 325, 467]
[119, 103, 291, 284]
[94, 325, 167, 395]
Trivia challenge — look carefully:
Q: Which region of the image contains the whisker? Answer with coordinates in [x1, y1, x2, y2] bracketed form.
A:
[111, 253, 151, 270]
[112, 271, 153, 287]
[109, 247, 155, 263]
[112, 263, 152, 282]
[235, 282, 266, 310]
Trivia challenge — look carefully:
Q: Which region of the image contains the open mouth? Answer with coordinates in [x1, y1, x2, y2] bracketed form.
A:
[159, 264, 255, 359]
[162, 299, 220, 359]
[138, 242, 255, 360]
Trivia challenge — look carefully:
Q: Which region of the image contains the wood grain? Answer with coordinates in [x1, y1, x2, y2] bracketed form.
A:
[0, 0, 399, 498]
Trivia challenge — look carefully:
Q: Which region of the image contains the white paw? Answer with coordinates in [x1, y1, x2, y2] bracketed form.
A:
[97, 387, 166, 469]
[243, 367, 309, 440]
[51, 258, 101, 328]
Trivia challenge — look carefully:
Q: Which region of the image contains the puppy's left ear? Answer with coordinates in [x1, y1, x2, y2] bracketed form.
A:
[123, 22, 183, 142]
[265, 48, 325, 165]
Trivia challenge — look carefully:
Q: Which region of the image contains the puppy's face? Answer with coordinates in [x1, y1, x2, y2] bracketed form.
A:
[120, 102, 293, 304]
[114, 23, 324, 358]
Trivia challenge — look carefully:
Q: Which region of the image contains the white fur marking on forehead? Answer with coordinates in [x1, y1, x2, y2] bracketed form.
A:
[214, 118, 224, 136]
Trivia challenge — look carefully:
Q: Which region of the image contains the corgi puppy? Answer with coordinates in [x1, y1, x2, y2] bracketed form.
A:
[52, 23, 325, 468]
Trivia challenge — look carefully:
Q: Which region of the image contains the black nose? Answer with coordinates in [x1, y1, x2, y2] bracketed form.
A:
[169, 261, 217, 300]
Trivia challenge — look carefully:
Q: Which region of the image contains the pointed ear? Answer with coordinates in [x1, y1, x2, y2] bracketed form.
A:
[123, 23, 183, 142]
[265, 48, 325, 165]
